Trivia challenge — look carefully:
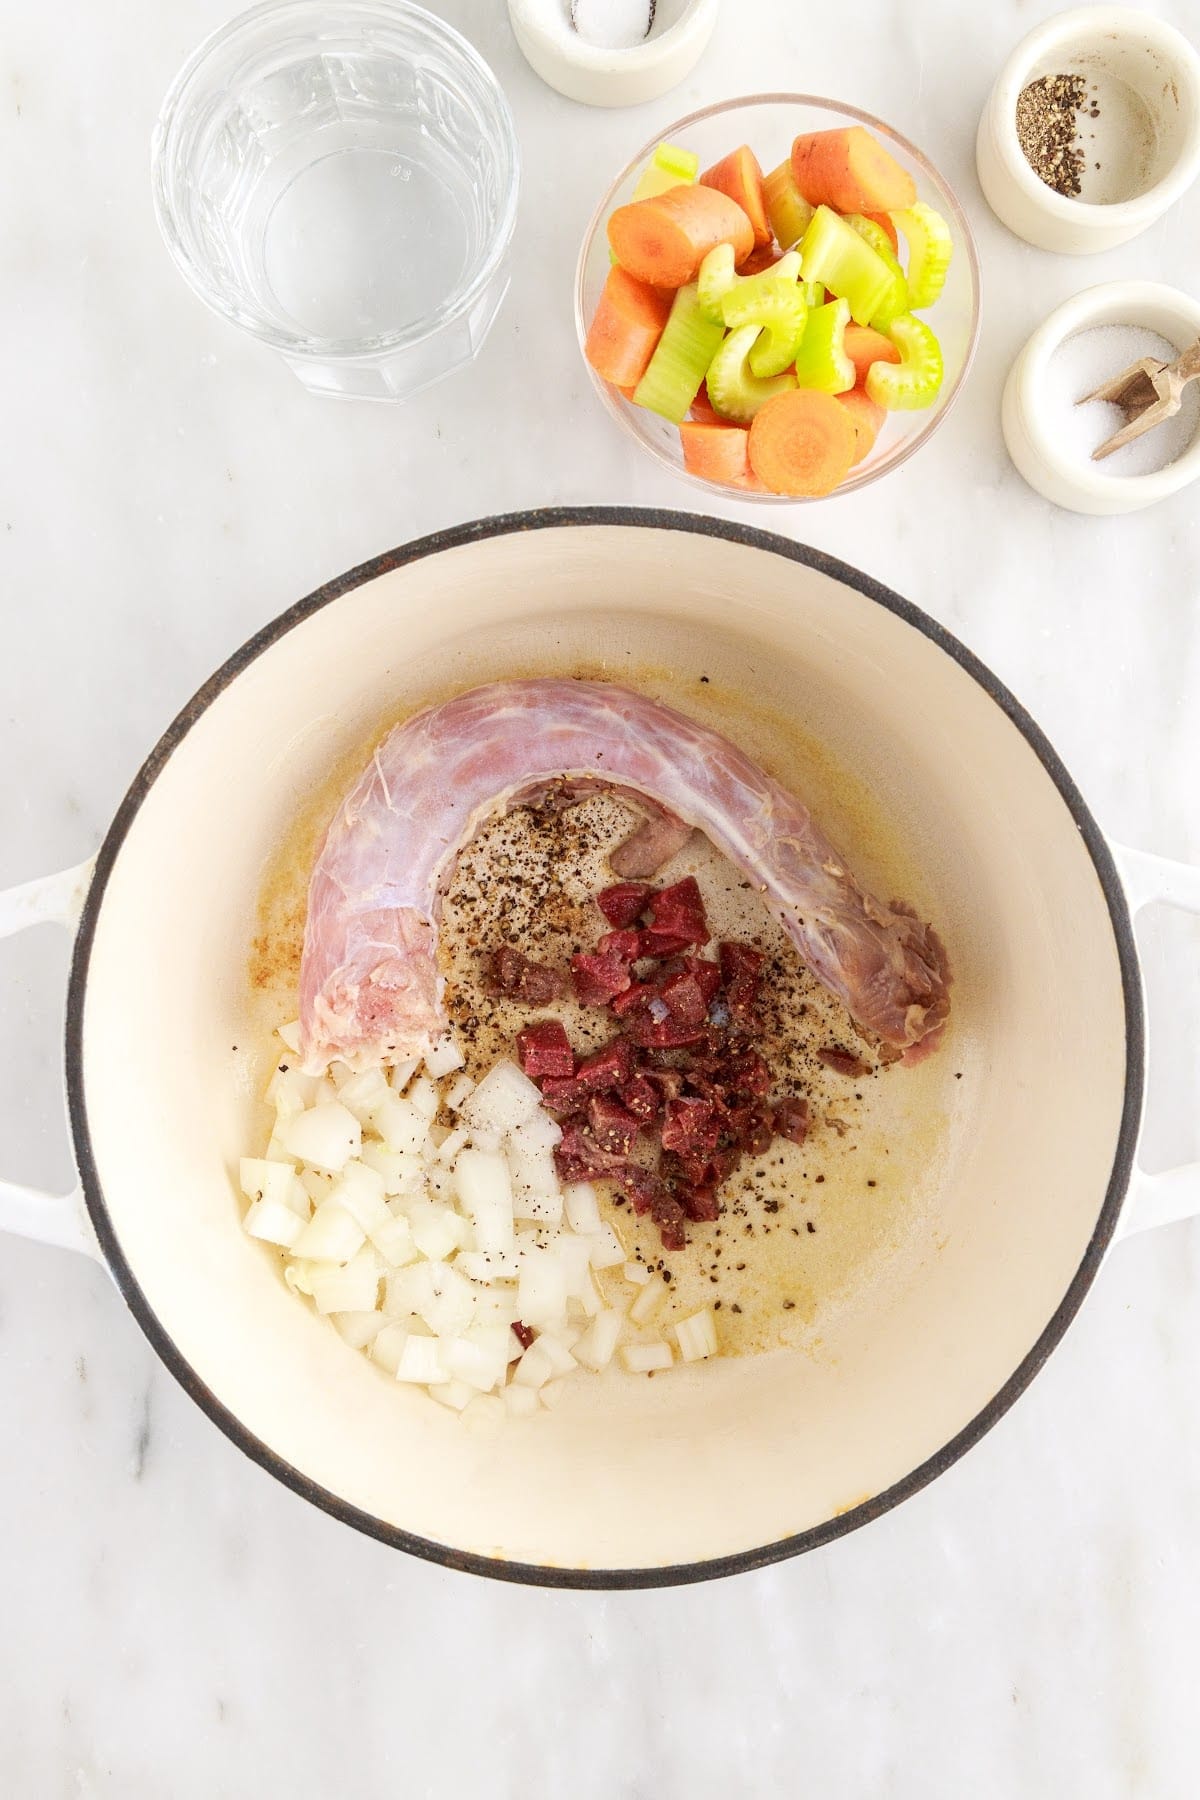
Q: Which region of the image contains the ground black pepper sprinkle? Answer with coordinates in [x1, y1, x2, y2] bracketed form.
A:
[1016, 73, 1093, 197]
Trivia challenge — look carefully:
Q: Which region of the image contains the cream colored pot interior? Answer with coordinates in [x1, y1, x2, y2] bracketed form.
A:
[77, 521, 1129, 1574]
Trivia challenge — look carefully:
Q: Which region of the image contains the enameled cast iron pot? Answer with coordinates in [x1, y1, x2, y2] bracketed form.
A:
[3, 510, 1198, 1587]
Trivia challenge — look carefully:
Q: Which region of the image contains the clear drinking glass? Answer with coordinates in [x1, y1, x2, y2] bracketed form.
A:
[152, 0, 520, 400]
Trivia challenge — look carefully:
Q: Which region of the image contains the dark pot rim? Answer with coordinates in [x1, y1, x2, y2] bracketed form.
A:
[64, 507, 1143, 1589]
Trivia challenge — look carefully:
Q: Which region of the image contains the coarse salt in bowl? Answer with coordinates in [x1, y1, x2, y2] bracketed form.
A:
[574, 94, 981, 503]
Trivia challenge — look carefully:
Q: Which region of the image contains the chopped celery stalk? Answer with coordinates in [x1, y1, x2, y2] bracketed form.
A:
[801, 280, 824, 308]
[865, 313, 944, 411]
[843, 215, 909, 328]
[697, 243, 737, 325]
[792, 297, 855, 394]
[722, 280, 808, 380]
[700, 248, 802, 329]
[705, 323, 797, 423]
[800, 205, 897, 328]
[633, 283, 726, 424]
[762, 158, 815, 250]
[892, 202, 953, 309]
[631, 139, 700, 201]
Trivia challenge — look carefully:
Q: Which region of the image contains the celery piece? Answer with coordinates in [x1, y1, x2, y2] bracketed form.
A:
[763, 158, 815, 250]
[697, 243, 737, 325]
[792, 297, 855, 395]
[800, 206, 897, 329]
[865, 313, 944, 411]
[705, 324, 797, 423]
[723, 279, 808, 380]
[843, 214, 909, 328]
[631, 140, 700, 202]
[633, 283, 726, 424]
[892, 202, 953, 309]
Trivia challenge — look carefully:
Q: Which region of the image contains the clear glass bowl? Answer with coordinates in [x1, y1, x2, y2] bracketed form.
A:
[574, 94, 982, 500]
[152, 0, 520, 401]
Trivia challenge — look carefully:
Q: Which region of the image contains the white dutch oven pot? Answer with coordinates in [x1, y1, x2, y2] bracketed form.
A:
[3, 511, 1198, 1587]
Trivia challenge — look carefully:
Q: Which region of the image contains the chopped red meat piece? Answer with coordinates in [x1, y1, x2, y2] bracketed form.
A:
[572, 943, 635, 1006]
[718, 940, 764, 1022]
[515, 1019, 574, 1080]
[618, 1165, 664, 1215]
[554, 1121, 628, 1183]
[619, 1072, 660, 1123]
[597, 928, 644, 963]
[644, 876, 709, 949]
[577, 1038, 635, 1090]
[719, 1046, 772, 1098]
[818, 1046, 871, 1078]
[679, 1184, 720, 1222]
[650, 1190, 688, 1251]
[637, 928, 694, 958]
[681, 955, 722, 1006]
[659, 970, 710, 1031]
[486, 946, 566, 1005]
[511, 1321, 535, 1350]
[725, 1102, 773, 1157]
[587, 1092, 641, 1157]
[596, 882, 652, 928]
[773, 1096, 810, 1145]
[621, 998, 708, 1050]
[661, 1096, 721, 1157]
[645, 1065, 686, 1102]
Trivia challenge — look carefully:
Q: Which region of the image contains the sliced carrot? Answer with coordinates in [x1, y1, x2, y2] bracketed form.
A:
[747, 387, 857, 497]
[584, 266, 673, 388]
[738, 243, 785, 276]
[861, 209, 899, 251]
[681, 420, 753, 485]
[837, 387, 886, 466]
[790, 127, 917, 215]
[688, 381, 723, 426]
[842, 323, 901, 386]
[700, 145, 772, 248]
[607, 185, 755, 288]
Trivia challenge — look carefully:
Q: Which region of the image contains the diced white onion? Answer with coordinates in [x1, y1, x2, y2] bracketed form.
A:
[517, 1247, 570, 1330]
[509, 1111, 562, 1152]
[443, 1333, 510, 1393]
[278, 1102, 361, 1173]
[512, 1340, 558, 1390]
[630, 1272, 668, 1325]
[620, 1340, 673, 1373]
[586, 1223, 625, 1269]
[436, 1126, 470, 1165]
[310, 1246, 382, 1315]
[504, 1382, 540, 1418]
[266, 1063, 317, 1118]
[408, 1199, 470, 1262]
[443, 1072, 476, 1112]
[572, 1309, 624, 1372]
[539, 1379, 567, 1410]
[457, 1248, 520, 1283]
[407, 1075, 439, 1121]
[424, 1035, 466, 1080]
[291, 1198, 365, 1263]
[331, 1309, 388, 1349]
[243, 1195, 305, 1248]
[673, 1307, 719, 1363]
[418, 1263, 478, 1336]
[623, 1260, 650, 1286]
[276, 1019, 302, 1053]
[359, 1141, 422, 1194]
[239, 1157, 295, 1209]
[335, 1066, 392, 1122]
[453, 1148, 515, 1256]
[389, 1055, 421, 1092]
[369, 1093, 427, 1156]
[462, 1061, 542, 1136]
[429, 1378, 476, 1412]
[299, 1167, 333, 1204]
[264, 1135, 297, 1165]
[371, 1322, 410, 1374]
[396, 1336, 449, 1385]
[563, 1181, 601, 1233]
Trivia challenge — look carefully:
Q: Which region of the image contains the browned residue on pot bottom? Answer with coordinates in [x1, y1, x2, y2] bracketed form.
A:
[247, 666, 951, 1357]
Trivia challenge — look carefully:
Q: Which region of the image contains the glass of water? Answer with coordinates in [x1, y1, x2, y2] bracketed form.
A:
[152, 0, 520, 400]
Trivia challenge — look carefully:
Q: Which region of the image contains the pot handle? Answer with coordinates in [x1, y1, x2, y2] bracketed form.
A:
[0, 859, 102, 1259]
[1111, 843, 1200, 1238]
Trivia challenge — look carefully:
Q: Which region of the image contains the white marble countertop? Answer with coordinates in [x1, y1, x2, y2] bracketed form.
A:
[3, 0, 1200, 1793]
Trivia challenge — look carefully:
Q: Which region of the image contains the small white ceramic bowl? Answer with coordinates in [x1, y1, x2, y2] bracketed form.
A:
[1002, 280, 1200, 515]
[507, 0, 718, 108]
[977, 5, 1200, 253]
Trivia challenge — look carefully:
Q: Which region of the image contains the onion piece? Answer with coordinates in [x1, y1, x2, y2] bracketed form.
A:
[673, 1307, 719, 1363]
[396, 1336, 450, 1384]
[429, 1378, 476, 1411]
[310, 1245, 382, 1314]
[623, 1260, 650, 1286]
[408, 1199, 471, 1262]
[407, 1075, 439, 1121]
[453, 1148, 515, 1256]
[369, 1093, 428, 1156]
[336, 1067, 392, 1122]
[424, 1035, 466, 1080]
[443, 1073, 476, 1113]
[277, 1019, 302, 1053]
[291, 1198, 366, 1263]
[539, 1379, 567, 1410]
[572, 1309, 624, 1372]
[331, 1309, 388, 1349]
[462, 1061, 542, 1136]
[243, 1195, 305, 1248]
[517, 1247, 570, 1331]
[389, 1055, 421, 1092]
[563, 1182, 601, 1234]
[278, 1102, 361, 1173]
[586, 1223, 625, 1270]
[371, 1322, 410, 1374]
[239, 1157, 296, 1209]
[630, 1272, 667, 1325]
[504, 1382, 540, 1418]
[620, 1340, 673, 1373]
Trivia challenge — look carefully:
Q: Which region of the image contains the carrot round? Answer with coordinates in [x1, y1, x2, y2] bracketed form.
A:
[700, 145, 772, 248]
[790, 127, 917, 215]
[843, 323, 901, 386]
[585, 266, 673, 388]
[861, 209, 900, 252]
[837, 387, 887, 467]
[747, 387, 857, 496]
[688, 381, 723, 427]
[607, 186, 755, 288]
[680, 420, 754, 486]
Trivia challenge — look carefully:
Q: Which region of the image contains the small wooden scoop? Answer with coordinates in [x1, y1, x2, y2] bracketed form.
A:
[1078, 336, 1200, 461]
